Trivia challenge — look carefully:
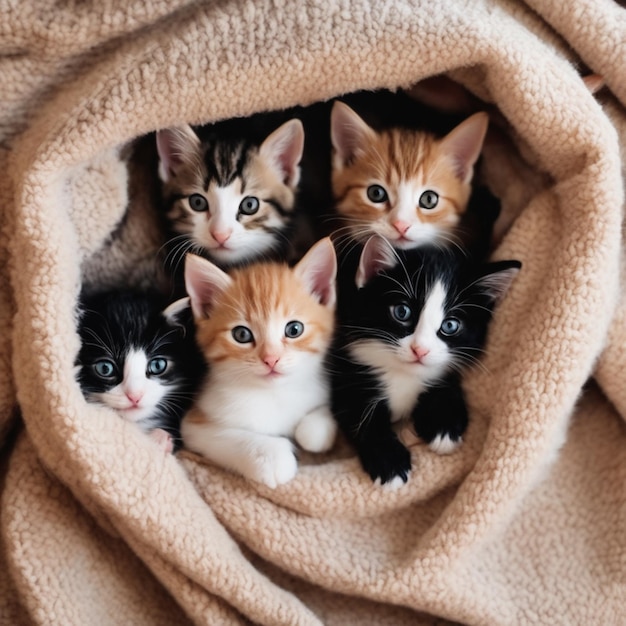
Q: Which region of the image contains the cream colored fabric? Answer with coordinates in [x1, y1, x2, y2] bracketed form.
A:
[1, 1, 625, 623]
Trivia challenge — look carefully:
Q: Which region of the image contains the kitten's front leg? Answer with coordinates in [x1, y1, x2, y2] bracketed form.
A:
[148, 427, 174, 454]
[182, 415, 298, 488]
[294, 406, 337, 453]
[334, 398, 412, 486]
[412, 377, 468, 454]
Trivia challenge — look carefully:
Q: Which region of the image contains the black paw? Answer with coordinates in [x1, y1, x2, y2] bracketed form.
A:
[412, 382, 468, 452]
[358, 437, 412, 485]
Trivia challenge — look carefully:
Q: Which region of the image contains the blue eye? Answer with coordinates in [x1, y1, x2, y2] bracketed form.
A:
[189, 193, 208, 212]
[419, 190, 439, 210]
[440, 317, 461, 336]
[232, 325, 254, 343]
[93, 359, 116, 379]
[391, 303, 412, 323]
[284, 320, 304, 338]
[367, 184, 388, 203]
[239, 196, 260, 215]
[147, 358, 168, 376]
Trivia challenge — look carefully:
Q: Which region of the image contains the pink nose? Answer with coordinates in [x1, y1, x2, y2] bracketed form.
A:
[392, 220, 410, 236]
[211, 230, 232, 245]
[126, 391, 144, 405]
[411, 346, 430, 362]
[263, 355, 280, 370]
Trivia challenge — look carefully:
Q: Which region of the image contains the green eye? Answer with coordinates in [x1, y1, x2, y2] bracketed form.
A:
[239, 196, 260, 215]
[367, 184, 388, 203]
[147, 357, 168, 376]
[440, 317, 461, 336]
[93, 359, 116, 379]
[232, 325, 254, 343]
[419, 190, 439, 210]
[284, 320, 304, 338]
[189, 193, 209, 212]
[391, 303, 412, 323]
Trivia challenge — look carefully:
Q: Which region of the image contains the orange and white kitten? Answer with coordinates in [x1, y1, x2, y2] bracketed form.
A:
[181, 238, 338, 488]
[330, 101, 489, 250]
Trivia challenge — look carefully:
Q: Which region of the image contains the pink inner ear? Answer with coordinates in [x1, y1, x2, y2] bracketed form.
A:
[295, 238, 337, 307]
[261, 119, 304, 187]
[439, 112, 488, 183]
[330, 101, 374, 165]
[356, 236, 397, 289]
[156, 125, 200, 182]
[184, 254, 231, 320]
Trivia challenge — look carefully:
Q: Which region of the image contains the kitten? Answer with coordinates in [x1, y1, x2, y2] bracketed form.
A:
[331, 236, 520, 486]
[156, 115, 304, 282]
[181, 238, 338, 488]
[330, 100, 493, 254]
[76, 290, 205, 452]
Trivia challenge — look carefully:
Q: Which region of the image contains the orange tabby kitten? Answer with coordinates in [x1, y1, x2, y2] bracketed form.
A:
[330, 101, 489, 249]
[181, 238, 338, 488]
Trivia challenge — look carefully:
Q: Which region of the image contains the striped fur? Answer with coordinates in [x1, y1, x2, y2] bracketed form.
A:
[157, 118, 304, 271]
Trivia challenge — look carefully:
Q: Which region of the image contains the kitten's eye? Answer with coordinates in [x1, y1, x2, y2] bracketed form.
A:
[367, 184, 388, 203]
[188, 193, 209, 212]
[232, 325, 254, 343]
[239, 196, 260, 216]
[93, 359, 116, 379]
[390, 303, 412, 323]
[419, 190, 439, 210]
[440, 317, 461, 336]
[147, 357, 168, 376]
[284, 320, 304, 338]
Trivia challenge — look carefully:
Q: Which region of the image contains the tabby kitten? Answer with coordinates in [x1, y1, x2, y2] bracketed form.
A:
[331, 236, 520, 486]
[181, 238, 338, 488]
[76, 290, 205, 452]
[330, 100, 491, 252]
[156, 115, 304, 281]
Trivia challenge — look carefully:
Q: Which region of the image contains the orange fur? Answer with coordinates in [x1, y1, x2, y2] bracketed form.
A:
[195, 263, 334, 365]
[332, 127, 470, 231]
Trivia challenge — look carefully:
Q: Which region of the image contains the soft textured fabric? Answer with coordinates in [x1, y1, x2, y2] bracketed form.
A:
[1, 1, 625, 624]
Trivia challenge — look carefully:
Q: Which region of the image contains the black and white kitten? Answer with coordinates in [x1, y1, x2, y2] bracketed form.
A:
[156, 114, 305, 287]
[331, 236, 520, 486]
[76, 290, 205, 452]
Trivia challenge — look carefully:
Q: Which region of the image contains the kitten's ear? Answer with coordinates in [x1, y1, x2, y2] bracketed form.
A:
[156, 125, 202, 183]
[330, 101, 377, 166]
[356, 236, 398, 289]
[439, 112, 489, 184]
[294, 237, 337, 307]
[259, 119, 304, 188]
[184, 254, 232, 320]
[162, 297, 190, 322]
[475, 260, 521, 303]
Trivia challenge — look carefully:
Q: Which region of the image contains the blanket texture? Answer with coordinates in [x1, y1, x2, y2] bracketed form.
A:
[1, 1, 625, 624]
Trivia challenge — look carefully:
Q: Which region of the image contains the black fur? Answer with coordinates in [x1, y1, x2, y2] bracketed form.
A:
[331, 243, 520, 484]
[76, 290, 205, 449]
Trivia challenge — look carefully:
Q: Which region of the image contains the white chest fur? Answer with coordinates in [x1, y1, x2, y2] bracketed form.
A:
[197, 366, 328, 436]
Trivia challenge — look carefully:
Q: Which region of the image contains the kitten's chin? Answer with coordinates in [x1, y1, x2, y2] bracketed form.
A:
[119, 405, 154, 423]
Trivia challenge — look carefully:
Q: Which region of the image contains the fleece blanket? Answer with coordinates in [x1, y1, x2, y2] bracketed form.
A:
[1, 1, 625, 624]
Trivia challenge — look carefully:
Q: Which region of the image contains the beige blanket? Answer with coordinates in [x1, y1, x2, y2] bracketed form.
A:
[1, 1, 625, 623]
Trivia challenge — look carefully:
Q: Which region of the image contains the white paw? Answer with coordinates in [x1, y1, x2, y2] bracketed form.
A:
[294, 407, 338, 453]
[429, 434, 462, 455]
[149, 428, 174, 454]
[245, 437, 298, 489]
[373, 475, 409, 491]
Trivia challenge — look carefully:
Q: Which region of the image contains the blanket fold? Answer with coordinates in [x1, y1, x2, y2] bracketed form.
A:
[1, 0, 625, 623]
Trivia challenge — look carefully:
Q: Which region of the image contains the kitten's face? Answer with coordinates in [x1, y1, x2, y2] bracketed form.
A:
[82, 349, 170, 423]
[185, 238, 337, 383]
[330, 102, 488, 249]
[345, 237, 519, 382]
[157, 119, 304, 267]
[77, 293, 189, 426]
